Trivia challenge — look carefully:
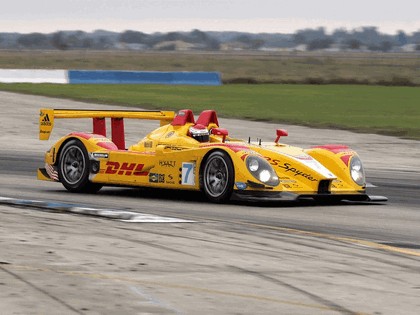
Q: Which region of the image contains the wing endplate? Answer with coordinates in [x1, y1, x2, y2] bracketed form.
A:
[39, 109, 55, 140]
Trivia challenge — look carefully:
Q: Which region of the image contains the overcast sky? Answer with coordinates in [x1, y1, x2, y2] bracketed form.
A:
[1, 0, 419, 34]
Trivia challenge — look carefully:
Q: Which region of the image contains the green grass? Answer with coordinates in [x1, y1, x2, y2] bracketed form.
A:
[1, 83, 419, 139]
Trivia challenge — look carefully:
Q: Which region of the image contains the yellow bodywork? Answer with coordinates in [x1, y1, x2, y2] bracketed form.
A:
[38, 108, 368, 201]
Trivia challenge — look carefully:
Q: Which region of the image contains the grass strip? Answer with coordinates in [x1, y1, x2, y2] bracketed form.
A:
[1, 83, 419, 139]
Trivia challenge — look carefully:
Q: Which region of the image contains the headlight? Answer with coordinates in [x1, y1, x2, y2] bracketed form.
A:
[246, 156, 280, 186]
[259, 169, 271, 182]
[350, 156, 365, 186]
[249, 159, 259, 171]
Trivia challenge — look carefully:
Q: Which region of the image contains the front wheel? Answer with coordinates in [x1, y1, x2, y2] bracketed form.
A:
[201, 151, 234, 203]
[58, 139, 102, 193]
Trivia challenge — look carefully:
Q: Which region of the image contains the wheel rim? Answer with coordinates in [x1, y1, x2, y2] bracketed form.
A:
[204, 156, 229, 197]
[61, 146, 86, 185]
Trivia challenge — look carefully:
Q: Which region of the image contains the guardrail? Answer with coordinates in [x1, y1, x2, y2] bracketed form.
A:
[0, 69, 222, 86]
[0, 69, 68, 83]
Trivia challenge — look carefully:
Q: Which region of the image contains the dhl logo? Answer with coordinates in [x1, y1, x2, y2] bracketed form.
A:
[103, 162, 148, 176]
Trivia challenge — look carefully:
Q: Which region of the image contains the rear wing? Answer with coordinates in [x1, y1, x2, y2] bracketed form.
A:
[39, 108, 175, 149]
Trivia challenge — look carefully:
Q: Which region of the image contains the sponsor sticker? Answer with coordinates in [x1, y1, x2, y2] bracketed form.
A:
[40, 113, 52, 126]
[165, 174, 176, 184]
[165, 131, 175, 138]
[159, 160, 176, 167]
[164, 145, 186, 151]
[92, 152, 109, 159]
[149, 173, 165, 183]
[278, 162, 318, 182]
[235, 182, 247, 190]
[103, 162, 147, 176]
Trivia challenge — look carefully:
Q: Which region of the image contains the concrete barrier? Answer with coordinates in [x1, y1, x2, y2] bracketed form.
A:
[0, 69, 68, 83]
[68, 70, 222, 85]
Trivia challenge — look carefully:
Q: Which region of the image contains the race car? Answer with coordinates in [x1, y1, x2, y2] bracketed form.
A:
[38, 108, 387, 203]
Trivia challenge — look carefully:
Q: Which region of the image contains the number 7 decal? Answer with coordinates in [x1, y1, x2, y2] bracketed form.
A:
[182, 162, 195, 185]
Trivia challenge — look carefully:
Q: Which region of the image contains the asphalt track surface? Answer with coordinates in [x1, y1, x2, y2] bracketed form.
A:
[0, 92, 419, 314]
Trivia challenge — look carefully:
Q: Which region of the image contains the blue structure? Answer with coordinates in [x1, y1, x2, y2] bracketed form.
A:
[68, 70, 222, 86]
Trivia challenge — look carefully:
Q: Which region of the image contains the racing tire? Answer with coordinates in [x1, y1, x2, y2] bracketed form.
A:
[201, 150, 234, 203]
[58, 139, 102, 193]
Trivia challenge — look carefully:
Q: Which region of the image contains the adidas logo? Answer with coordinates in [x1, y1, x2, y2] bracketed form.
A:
[41, 114, 52, 126]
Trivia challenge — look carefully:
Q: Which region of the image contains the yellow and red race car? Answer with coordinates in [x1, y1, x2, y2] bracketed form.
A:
[38, 108, 387, 203]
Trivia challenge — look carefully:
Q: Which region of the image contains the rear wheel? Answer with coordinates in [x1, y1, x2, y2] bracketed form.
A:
[58, 139, 102, 193]
[201, 151, 234, 203]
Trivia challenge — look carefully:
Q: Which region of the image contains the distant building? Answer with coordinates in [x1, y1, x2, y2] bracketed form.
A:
[220, 42, 249, 51]
[292, 44, 307, 52]
[399, 44, 417, 52]
[153, 40, 197, 51]
[115, 43, 148, 50]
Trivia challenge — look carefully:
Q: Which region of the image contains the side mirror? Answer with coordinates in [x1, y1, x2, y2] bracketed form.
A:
[211, 128, 228, 143]
[275, 129, 288, 144]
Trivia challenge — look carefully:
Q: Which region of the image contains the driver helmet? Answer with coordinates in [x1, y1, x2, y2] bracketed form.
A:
[188, 124, 210, 142]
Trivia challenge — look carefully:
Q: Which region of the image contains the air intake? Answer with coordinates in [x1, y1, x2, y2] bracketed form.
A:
[318, 180, 331, 194]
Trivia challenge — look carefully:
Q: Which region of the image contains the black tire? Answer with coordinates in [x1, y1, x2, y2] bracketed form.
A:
[201, 151, 234, 203]
[58, 139, 102, 193]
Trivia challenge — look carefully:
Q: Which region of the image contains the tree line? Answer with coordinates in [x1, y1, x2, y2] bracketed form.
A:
[1, 27, 419, 52]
